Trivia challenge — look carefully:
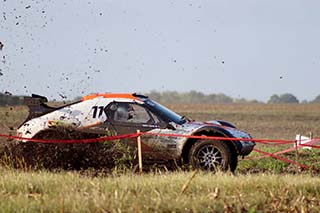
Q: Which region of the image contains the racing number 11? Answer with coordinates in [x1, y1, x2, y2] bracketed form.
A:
[92, 106, 105, 118]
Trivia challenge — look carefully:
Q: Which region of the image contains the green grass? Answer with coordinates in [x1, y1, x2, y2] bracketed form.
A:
[0, 169, 319, 212]
[237, 144, 320, 174]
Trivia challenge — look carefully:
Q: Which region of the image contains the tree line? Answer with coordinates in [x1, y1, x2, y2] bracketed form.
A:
[1, 91, 320, 106]
[146, 91, 320, 104]
[146, 91, 258, 104]
[0, 93, 24, 106]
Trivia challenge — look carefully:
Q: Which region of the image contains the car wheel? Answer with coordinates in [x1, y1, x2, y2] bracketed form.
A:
[188, 140, 232, 172]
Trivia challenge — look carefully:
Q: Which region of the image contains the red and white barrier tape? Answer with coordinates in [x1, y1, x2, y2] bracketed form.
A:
[244, 139, 320, 161]
[0, 132, 300, 144]
[253, 148, 309, 169]
[0, 133, 139, 143]
[141, 132, 299, 144]
[0, 132, 318, 169]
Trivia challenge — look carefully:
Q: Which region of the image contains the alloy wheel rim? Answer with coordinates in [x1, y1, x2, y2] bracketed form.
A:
[197, 145, 223, 170]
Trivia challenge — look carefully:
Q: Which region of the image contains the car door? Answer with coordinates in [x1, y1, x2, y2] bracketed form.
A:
[104, 102, 165, 155]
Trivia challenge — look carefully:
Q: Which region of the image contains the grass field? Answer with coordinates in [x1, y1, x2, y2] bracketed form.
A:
[0, 104, 320, 211]
[0, 169, 320, 212]
[168, 103, 320, 140]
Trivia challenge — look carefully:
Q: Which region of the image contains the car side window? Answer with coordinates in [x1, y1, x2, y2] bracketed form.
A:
[106, 102, 158, 124]
[128, 104, 151, 123]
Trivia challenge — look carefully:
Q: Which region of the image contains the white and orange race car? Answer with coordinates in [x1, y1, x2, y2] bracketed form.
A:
[17, 93, 255, 172]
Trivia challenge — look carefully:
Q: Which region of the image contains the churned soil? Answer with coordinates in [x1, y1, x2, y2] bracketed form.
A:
[0, 140, 123, 171]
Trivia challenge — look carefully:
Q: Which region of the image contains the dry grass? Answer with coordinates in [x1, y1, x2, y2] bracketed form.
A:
[168, 103, 320, 139]
[0, 106, 28, 133]
[0, 169, 319, 212]
[1, 104, 320, 211]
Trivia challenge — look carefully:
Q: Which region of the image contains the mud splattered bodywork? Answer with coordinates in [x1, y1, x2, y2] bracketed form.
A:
[144, 121, 255, 159]
[17, 93, 255, 171]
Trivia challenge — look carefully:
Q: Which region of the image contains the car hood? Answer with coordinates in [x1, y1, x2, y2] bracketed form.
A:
[178, 120, 252, 139]
[150, 120, 251, 139]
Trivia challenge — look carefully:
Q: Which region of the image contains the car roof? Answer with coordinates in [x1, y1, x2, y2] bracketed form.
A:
[81, 93, 145, 101]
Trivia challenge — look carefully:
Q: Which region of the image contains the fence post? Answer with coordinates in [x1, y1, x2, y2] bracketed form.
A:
[310, 132, 313, 140]
[295, 134, 301, 165]
[137, 130, 143, 173]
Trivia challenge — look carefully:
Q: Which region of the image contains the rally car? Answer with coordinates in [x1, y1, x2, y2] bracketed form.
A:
[17, 93, 255, 172]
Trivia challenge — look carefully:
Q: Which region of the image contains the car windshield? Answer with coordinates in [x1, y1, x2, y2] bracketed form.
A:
[144, 99, 186, 125]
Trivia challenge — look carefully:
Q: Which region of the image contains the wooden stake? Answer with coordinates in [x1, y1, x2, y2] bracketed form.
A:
[137, 130, 143, 173]
[295, 134, 301, 165]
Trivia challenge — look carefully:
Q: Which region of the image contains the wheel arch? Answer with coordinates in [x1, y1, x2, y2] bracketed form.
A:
[181, 127, 239, 164]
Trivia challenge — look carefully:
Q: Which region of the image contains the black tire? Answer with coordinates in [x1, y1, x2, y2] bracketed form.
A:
[188, 140, 232, 172]
[230, 154, 238, 173]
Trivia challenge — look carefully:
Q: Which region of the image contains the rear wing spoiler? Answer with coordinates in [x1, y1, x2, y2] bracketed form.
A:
[23, 94, 55, 121]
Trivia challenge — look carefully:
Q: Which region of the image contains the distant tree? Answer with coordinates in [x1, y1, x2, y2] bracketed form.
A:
[234, 98, 260, 104]
[311, 95, 320, 103]
[279, 93, 299, 103]
[268, 93, 299, 104]
[184, 90, 206, 103]
[207, 93, 233, 103]
[215, 93, 233, 103]
[163, 91, 182, 103]
[147, 90, 161, 102]
[268, 94, 281, 104]
[0, 93, 24, 106]
[145, 91, 237, 103]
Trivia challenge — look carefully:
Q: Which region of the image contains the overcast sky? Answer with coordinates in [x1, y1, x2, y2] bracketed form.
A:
[1, 0, 320, 102]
